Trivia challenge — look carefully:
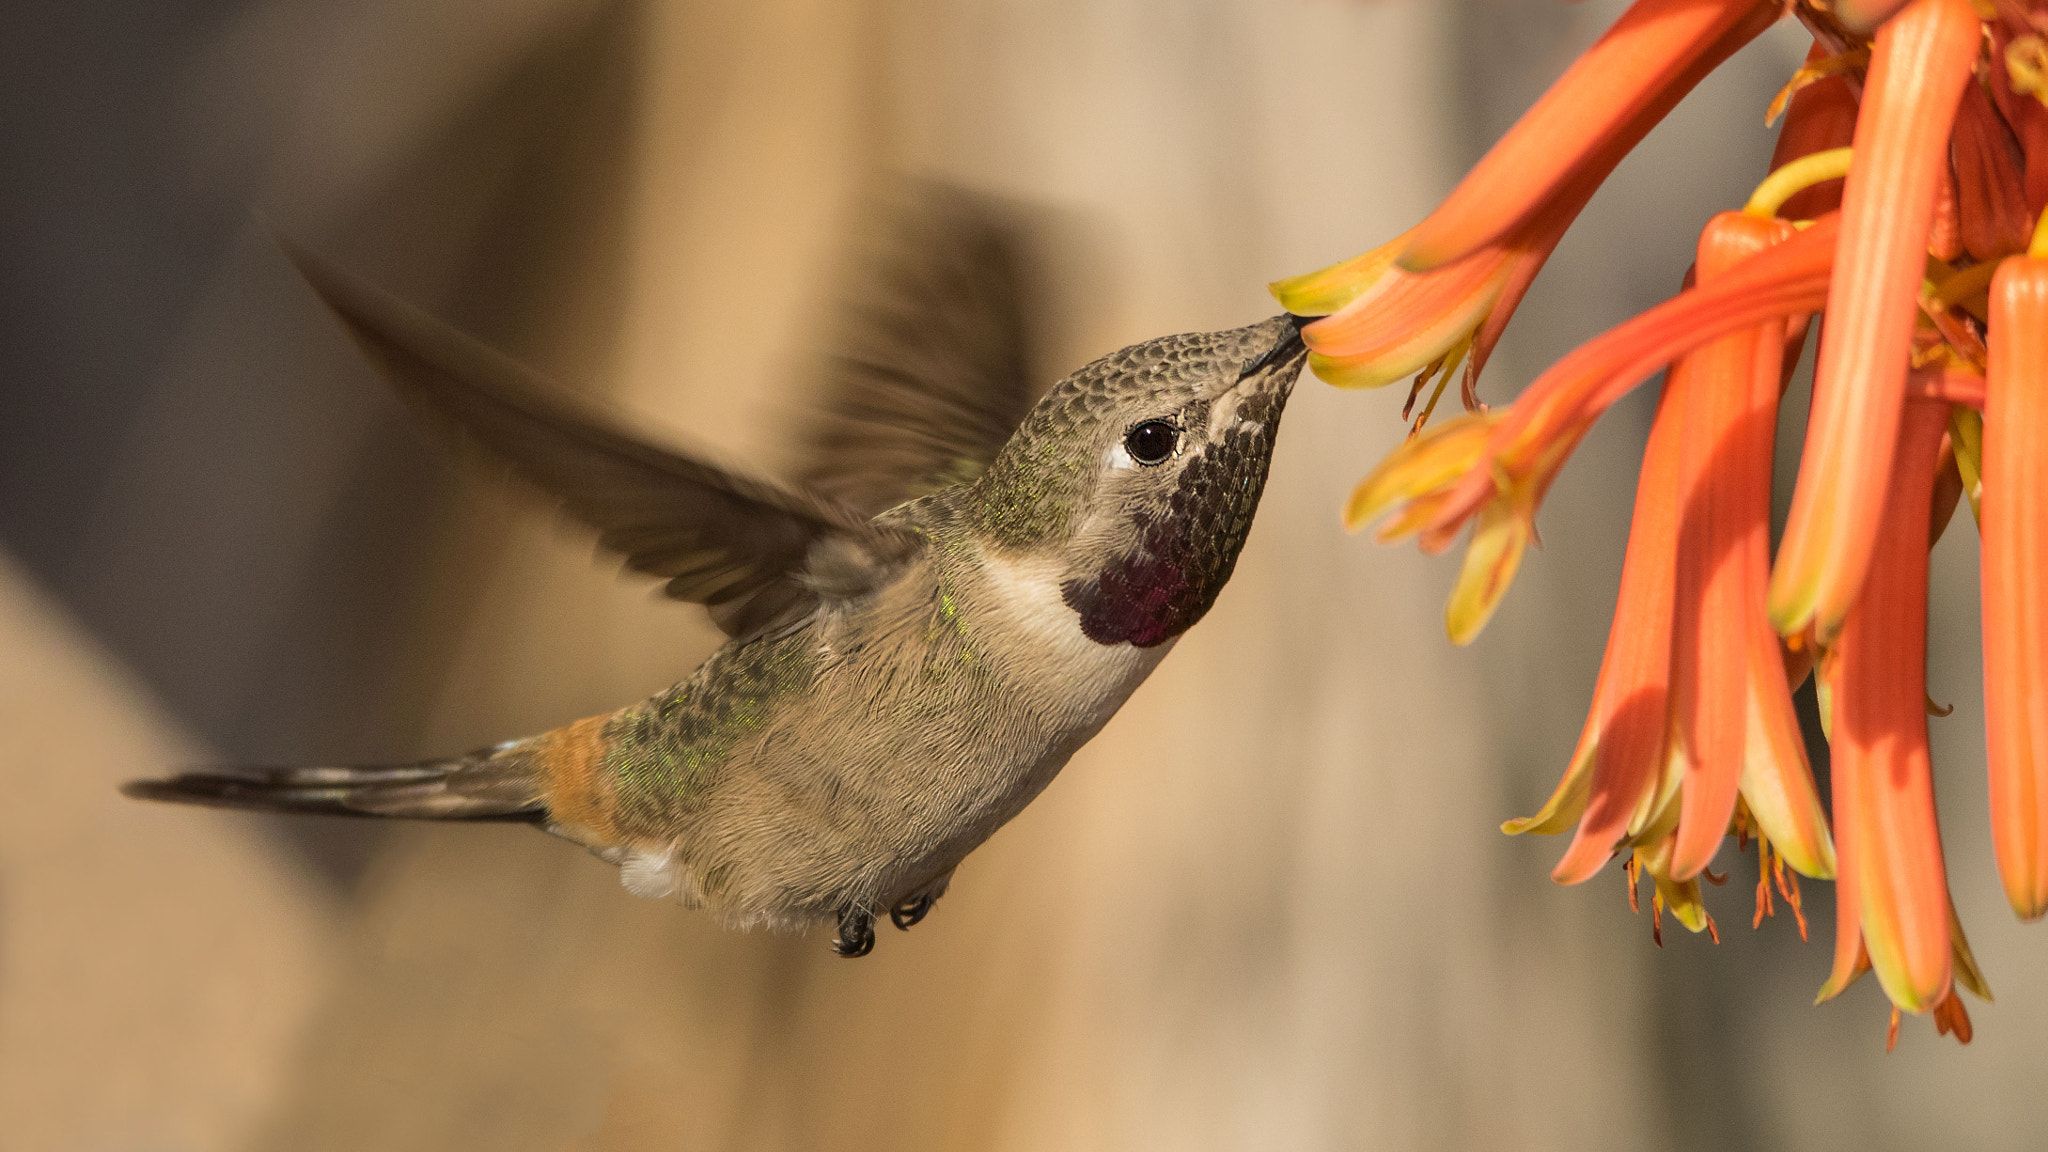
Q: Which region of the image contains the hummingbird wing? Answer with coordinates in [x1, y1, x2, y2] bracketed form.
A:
[792, 182, 1043, 518]
[289, 249, 914, 642]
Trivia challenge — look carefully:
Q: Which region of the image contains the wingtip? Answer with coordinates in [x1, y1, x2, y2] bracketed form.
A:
[118, 773, 264, 813]
[119, 769, 278, 811]
[272, 236, 370, 324]
[118, 777, 173, 803]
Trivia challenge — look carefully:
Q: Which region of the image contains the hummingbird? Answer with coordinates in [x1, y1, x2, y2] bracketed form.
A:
[124, 189, 1310, 957]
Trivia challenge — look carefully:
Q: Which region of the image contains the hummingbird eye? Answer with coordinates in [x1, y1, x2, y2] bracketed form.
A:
[1123, 420, 1180, 465]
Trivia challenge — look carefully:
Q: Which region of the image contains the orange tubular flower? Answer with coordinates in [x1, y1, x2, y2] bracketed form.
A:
[1985, 256, 2048, 919]
[1398, 0, 1781, 271]
[1297, 0, 2048, 1043]
[1365, 217, 1841, 643]
[1503, 215, 1834, 891]
[1667, 214, 1831, 882]
[1279, 0, 1781, 423]
[1768, 0, 1979, 643]
[1505, 366, 1684, 882]
[1821, 399, 1956, 1013]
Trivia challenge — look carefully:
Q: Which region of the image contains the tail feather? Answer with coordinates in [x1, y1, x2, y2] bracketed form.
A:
[123, 745, 548, 823]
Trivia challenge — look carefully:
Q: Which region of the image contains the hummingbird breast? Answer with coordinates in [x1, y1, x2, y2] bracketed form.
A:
[564, 535, 1169, 929]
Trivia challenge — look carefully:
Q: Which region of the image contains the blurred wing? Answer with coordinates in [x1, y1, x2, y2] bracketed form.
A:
[289, 247, 912, 641]
[795, 183, 1042, 517]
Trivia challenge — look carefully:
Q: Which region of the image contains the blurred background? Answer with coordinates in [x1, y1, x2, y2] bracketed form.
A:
[5, 1, 2047, 1148]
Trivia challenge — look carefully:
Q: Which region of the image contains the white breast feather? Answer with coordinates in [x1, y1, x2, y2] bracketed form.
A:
[975, 550, 1172, 727]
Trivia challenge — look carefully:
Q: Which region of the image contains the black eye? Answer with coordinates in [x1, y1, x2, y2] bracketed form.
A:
[1123, 420, 1180, 465]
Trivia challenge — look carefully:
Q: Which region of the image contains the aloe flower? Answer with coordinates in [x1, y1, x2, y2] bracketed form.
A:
[1984, 255, 2048, 919]
[1274, 0, 1783, 423]
[1294, 0, 2048, 1043]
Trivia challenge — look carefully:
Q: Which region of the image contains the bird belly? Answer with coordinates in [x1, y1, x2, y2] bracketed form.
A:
[605, 557, 1171, 929]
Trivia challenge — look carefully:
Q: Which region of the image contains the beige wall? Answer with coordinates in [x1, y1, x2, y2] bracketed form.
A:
[9, 2, 2048, 1149]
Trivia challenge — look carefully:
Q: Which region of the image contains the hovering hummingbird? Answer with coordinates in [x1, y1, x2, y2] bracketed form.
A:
[125, 189, 1309, 957]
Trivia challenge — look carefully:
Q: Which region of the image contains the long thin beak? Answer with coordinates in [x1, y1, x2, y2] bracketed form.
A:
[1238, 314, 1312, 381]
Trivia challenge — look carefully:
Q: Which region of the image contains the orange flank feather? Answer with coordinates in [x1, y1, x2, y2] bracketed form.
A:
[538, 715, 619, 842]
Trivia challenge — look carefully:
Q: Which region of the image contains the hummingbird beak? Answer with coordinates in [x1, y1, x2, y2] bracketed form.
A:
[1235, 313, 1312, 384]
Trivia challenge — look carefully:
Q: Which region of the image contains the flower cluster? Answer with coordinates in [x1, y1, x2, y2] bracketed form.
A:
[1284, 0, 2048, 1046]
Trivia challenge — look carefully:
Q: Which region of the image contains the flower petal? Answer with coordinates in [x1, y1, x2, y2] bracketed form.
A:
[1445, 501, 1532, 646]
[1639, 838, 1713, 934]
[1503, 739, 1596, 836]
[1766, 0, 1980, 643]
[1425, 215, 1842, 548]
[1829, 398, 1956, 1014]
[1549, 379, 1688, 883]
[1302, 242, 1525, 391]
[1738, 611, 1837, 878]
[1983, 255, 2048, 919]
[1398, 0, 1781, 271]
[1342, 413, 1498, 533]
[1948, 403, 1984, 522]
[1269, 230, 1411, 317]
[1667, 213, 1810, 881]
[1953, 82, 2033, 263]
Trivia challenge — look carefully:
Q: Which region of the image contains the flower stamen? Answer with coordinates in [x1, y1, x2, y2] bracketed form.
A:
[1746, 147, 1856, 217]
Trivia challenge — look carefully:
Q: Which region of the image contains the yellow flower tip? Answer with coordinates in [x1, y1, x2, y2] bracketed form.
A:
[1950, 907, 1994, 1001]
[1309, 350, 1411, 391]
[1269, 232, 1410, 316]
[1782, 833, 1837, 882]
[1298, 253, 1516, 393]
[1875, 972, 1949, 1017]
[1341, 413, 1497, 534]
[1445, 504, 1531, 646]
[1503, 744, 1596, 837]
[2029, 204, 2048, 260]
[1949, 406, 1983, 523]
[1764, 572, 1824, 641]
[1666, 898, 1712, 935]
[1736, 651, 1837, 879]
[2006, 883, 2048, 923]
[1644, 860, 1712, 934]
[1816, 932, 1874, 1004]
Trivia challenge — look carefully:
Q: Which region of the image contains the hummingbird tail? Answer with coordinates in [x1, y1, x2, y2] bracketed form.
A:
[121, 744, 547, 822]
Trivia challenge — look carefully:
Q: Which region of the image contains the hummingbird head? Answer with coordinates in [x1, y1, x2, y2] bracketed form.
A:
[967, 313, 1310, 647]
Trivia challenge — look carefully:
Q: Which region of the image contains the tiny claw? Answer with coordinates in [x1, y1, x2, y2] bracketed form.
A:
[832, 908, 876, 958]
[891, 892, 935, 931]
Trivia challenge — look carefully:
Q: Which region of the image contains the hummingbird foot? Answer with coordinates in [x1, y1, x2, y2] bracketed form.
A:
[832, 907, 876, 958]
[890, 892, 936, 931]
[889, 868, 953, 931]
